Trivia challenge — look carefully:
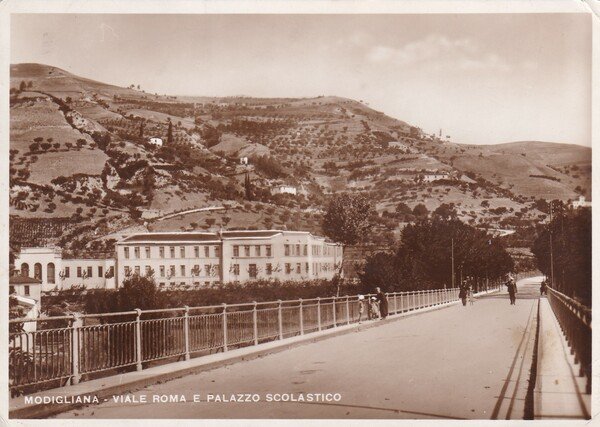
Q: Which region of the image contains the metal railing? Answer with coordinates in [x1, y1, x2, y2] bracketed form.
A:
[546, 287, 591, 394]
[9, 285, 501, 395]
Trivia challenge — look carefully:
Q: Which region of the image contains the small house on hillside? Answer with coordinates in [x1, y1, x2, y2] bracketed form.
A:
[572, 195, 591, 209]
[271, 185, 297, 196]
[421, 172, 450, 183]
[148, 137, 163, 147]
[240, 156, 249, 165]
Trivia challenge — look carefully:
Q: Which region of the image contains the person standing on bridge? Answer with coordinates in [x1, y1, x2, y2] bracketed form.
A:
[459, 283, 467, 306]
[375, 287, 388, 319]
[357, 295, 366, 323]
[506, 276, 517, 305]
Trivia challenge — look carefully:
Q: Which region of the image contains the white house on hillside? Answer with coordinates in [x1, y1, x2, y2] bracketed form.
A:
[271, 185, 297, 196]
[572, 195, 591, 209]
[148, 137, 163, 147]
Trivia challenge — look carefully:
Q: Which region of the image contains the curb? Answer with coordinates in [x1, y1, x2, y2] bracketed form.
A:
[11, 291, 499, 419]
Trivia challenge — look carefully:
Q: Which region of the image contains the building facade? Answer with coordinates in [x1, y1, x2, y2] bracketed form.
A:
[116, 230, 343, 288]
[14, 247, 116, 292]
[14, 230, 343, 291]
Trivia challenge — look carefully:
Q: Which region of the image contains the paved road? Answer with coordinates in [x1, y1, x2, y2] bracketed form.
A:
[56, 278, 543, 420]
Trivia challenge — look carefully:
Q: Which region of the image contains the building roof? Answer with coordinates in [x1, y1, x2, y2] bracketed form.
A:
[9, 275, 42, 285]
[221, 230, 282, 239]
[120, 232, 220, 243]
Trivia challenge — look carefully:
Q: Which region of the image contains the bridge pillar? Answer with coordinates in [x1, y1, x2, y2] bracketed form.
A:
[183, 306, 190, 360]
[253, 301, 258, 345]
[135, 309, 142, 371]
[70, 314, 82, 385]
[317, 297, 322, 331]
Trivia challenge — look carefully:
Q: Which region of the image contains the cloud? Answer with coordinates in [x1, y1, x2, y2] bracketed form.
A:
[366, 34, 512, 72]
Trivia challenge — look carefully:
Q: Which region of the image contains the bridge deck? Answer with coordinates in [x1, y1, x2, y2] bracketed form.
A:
[54, 280, 542, 419]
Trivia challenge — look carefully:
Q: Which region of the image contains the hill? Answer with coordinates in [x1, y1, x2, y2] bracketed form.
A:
[9, 63, 591, 253]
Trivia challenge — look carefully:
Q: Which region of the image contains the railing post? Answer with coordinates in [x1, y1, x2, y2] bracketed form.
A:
[317, 297, 322, 331]
[253, 301, 258, 345]
[183, 306, 190, 361]
[278, 300, 283, 340]
[400, 292, 404, 312]
[70, 314, 82, 385]
[135, 309, 142, 371]
[346, 296, 350, 325]
[332, 296, 337, 326]
[299, 299, 304, 335]
[393, 292, 397, 314]
[222, 303, 228, 352]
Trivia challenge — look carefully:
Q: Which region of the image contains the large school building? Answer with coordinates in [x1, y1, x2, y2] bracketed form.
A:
[13, 230, 343, 291]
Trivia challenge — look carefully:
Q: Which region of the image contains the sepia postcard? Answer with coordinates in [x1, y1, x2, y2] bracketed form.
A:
[1, 0, 597, 425]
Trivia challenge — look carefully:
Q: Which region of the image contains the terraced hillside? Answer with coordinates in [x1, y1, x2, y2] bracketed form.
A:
[9, 63, 591, 253]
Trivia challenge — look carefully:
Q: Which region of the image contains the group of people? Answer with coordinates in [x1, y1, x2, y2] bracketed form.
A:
[357, 287, 389, 323]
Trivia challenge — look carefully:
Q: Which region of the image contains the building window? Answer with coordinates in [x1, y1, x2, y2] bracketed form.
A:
[160, 247, 165, 258]
[24, 285, 30, 296]
[134, 266, 140, 276]
[249, 264, 257, 278]
[204, 246, 210, 257]
[204, 264, 211, 277]
[124, 247, 130, 259]
[233, 264, 240, 276]
[64, 267, 70, 278]
[266, 263, 272, 275]
[87, 266, 93, 278]
[215, 246, 220, 258]
[77, 267, 82, 278]
[160, 282, 165, 287]
[180, 246, 185, 258]
[285, 263, 291, 274]
[284, 245, 290, 256]
[145, 266, 152, 276]
[255, 246, 261, 256]
[266, 245, 272, 257]
[124, 266, 130, 276]
[170, 265, 176, 277]
[134, 247, 140, 259]
[295, 244, 300, 256]
[9, 285, 15, 294]
[233, 245, 239, 257]
[47, 262, 55, 284]
[98, 266, 103, 277]
[170, 246, 175, 258]
[244, 246, 250, 257]
[34, 263, 42, 280]
[303, 245, 308, 256]
[108, 266, 114, 277]
[193, 265, 200, 276]
[21, 263, 29, 277]
[305, 263, 309, 274]
[145, 246, 151, 258]
[195, 246, 200, 257]
[214, 265, 220, 277]
[160, 266, 165, 277]
[296, 263, 301, 274]
[180, 265, 186, 277]
[205, 281, 210, 286]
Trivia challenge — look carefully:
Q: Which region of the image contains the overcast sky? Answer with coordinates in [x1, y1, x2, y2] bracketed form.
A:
[11, 13, 591, 146]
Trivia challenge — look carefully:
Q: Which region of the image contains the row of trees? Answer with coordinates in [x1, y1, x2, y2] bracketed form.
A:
[532, 206, 591, 306]
[358, 218, 514, 291]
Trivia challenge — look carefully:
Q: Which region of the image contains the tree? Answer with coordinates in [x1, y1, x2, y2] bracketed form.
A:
[322, 193, 375, 295]
[167, 120, 173, 144]
[413, 203, 429, 218]
[396, 202, 412, 216]
[244, 173, 253, 201]
[139, 121, 145, 138]
[432, 203, 457, 220]
[19, 81, 26, 91]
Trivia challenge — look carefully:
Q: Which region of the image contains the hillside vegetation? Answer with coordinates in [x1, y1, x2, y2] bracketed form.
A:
[9, 63, 591, 254]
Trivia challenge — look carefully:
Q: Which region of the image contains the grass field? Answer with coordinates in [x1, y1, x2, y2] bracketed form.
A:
[27, 149, 108, 185]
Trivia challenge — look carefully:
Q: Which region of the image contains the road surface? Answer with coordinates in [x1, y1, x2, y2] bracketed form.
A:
[55, 278, 542, 420]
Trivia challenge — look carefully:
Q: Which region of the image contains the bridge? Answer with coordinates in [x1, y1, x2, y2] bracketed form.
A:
[9, 277, 590, 420]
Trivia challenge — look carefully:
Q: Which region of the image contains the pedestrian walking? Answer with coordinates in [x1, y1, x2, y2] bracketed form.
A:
[357, 295, 366, 323]
[375, 287, 389, 319]
[540, 279, 548, 296]
[468, 286, 474, 305]
[505, 276, 517, 305]
[459, 285, 467, 306]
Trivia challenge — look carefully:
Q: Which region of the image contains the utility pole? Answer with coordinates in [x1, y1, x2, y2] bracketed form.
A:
[549, 202, 555, 288]
[451, 238, 455, 288]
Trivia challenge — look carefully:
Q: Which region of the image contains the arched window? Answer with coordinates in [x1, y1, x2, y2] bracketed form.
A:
[34, 263, 42, 280]
[21, 263, 29, 277]
[47, 263, 56, 284]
